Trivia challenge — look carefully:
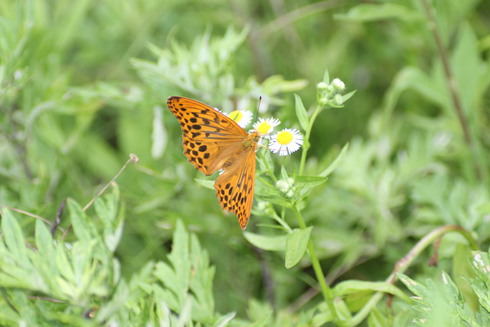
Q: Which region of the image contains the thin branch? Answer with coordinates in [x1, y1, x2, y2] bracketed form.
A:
[288, 255, 372, 312]
[420, 0, 482, 178]
[62, 154, 139, 240]
[82, 154, 139, 211]
[28, 296, 66, 303]
[0, 204, 52, 225]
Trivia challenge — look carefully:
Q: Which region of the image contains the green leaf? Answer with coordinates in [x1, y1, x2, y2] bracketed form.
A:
[35, 219, 54, 261]
[470, 251, 490, 313]
[294, 175, 328, 199]
[94, 184, 119, 224]
[280, 165, 289, 181]
[214, 312, 236, 327]
[153, 220, 215, 322]
[96, 280, 130, 323]
[452, 24, 483, 114]
[383, 67, 449, 118]
[94, 185, 124, 252]
[319, 143, 349, 177]
[368, 307, 389, 327]
[294, 94, 309, 131]
[323, 70, 330, 84]
[67, 199, 98, 243]
[244, 232, 286, 251]
[335, 4, 423, 22]
[261, 75, 308, 93]
[333, 280, 409, 302]
[258, 195, 293, 209]
[152, 105, 167, 159]
[397, 273, 427, 298]
[247, 299, 273, 326]
[453, 244, 478, 311]
[342, 90, 356, 103]
[1, 210, 28, 266]
[285, 227, 312, 269]
[294, 175, 328, 186]
[194, 179, 215, 190]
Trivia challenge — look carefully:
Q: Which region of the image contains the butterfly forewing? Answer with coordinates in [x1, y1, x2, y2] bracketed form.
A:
[167, 96, 248, 175]
[167, 96, 258, 229]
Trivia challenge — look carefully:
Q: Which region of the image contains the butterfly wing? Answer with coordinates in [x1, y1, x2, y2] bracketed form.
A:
[214, 147, 256, 230]
[167, 96, 247, 175]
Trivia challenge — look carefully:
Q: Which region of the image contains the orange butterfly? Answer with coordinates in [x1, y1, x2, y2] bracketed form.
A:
[167, 96, 259, 230]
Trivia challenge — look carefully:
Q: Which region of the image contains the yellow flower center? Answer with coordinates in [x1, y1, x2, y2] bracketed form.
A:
[257, 122, 271, 135]
[228, 110, 242, 122]
[276, 131, 293, 145]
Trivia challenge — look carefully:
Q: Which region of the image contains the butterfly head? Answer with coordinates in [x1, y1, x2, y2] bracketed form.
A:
[242, 131, 260, 149]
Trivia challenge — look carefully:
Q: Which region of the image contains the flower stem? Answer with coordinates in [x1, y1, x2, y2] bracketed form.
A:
[299, 105, 323, 175]
[292, 205, 339, 321]
[295, 101, 339, 320]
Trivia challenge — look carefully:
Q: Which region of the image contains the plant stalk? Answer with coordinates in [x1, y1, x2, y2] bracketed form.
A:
[420, 0, 482, 179]
[299, 105, 323, 174]
[292, 206, 339, 322]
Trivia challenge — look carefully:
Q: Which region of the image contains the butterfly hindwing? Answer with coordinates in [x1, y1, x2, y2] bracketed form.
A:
[214, 147, 256, 230]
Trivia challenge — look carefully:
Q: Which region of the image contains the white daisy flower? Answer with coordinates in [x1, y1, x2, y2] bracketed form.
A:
[270, 129, 303, 156]
[227, 110, 253, 128]
[253, 117, 281, 137]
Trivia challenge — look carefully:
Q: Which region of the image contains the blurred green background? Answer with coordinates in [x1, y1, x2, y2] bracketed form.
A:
[1, 0, 490, 325]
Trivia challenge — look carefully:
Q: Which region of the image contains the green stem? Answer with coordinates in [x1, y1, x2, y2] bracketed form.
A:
[292, 206, 339, 322]
[299, 105, 323, 175]
[346, 225, 479, 325]
[295, 102, 339, 320]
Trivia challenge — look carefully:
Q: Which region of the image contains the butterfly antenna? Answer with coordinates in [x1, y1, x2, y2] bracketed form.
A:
[252, 96, 262, 129]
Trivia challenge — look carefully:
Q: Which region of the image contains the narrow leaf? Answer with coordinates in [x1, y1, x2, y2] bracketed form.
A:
[35, 219, 54, 263]
[323, 70, 330, 84]
[342, 90, 356, 103]
[335, 4, 423, 22]
[294, 94, 309, 131]
[152, 105, 167, 159]
[67, 199, 96, 242]
[319, 143, 349, 177]
[295, 175, 328, 186]
[194, 179, 215, 190]
[333, 280, 409, 302]
[2, 210, 28, 265]
[214, 312, 236, 327]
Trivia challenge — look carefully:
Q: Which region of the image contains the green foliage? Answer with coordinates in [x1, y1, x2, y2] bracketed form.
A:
[285, 227, 312, 269]
[0, 187, 227, 326]
[1, 0, 490, 325]
[398, 250, 490, 327]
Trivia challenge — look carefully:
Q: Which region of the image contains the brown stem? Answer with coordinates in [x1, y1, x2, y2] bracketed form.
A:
[420, 0, 482, 178]
[253, 246, 276, 311]
[0, 204, 52, 225]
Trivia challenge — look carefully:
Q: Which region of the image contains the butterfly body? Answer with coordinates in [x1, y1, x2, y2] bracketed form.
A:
[167, 96, 259, 229]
